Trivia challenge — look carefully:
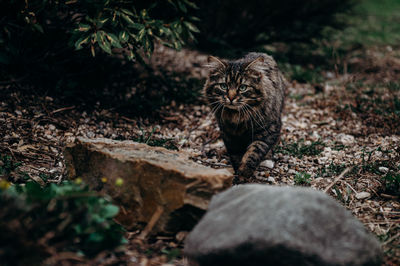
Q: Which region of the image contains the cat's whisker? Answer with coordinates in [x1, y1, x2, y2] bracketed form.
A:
[211, 102, 223, 114]
[244, 103, 267, 131]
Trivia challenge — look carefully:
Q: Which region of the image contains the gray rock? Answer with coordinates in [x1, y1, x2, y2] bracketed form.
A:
[184, 184, 382, 266]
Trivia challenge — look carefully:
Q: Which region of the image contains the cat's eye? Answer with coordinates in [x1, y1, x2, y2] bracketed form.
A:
[239, 84, 248, 92]
[219, 83, 228, 90]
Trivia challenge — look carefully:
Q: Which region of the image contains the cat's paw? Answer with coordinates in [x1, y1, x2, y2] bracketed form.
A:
[233, 175, 248, 185]
[237, 166, 253, 179]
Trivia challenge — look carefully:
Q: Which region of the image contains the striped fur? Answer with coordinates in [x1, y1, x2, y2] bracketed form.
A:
[204, 52, 286, 184]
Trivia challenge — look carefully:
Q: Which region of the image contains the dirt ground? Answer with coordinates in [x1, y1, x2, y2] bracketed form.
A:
[0, 45, 399, 265]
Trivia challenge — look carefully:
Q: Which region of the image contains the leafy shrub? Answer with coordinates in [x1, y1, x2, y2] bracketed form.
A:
[0, 0, 199, 94]
[0, 0, 198, 62]
[294, 172, 312, 186]
[0, 180, 126, 264]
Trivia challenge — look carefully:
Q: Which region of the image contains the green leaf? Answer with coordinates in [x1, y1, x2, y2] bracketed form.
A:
[183, 0, 199, 9]
[120, 8, 134, 16]
[129, 23, 145, 30]
[74, 35, 90, 50]
[97, 18, 109, 27]
[96, 31, 112, 54]
[32, 23, 44, 33]
[121, 14, 135, 25]
[88, 232, 104, 243]
[138, 28, 146, 41]
[174, 21, 183, 34]
[78, 23, 91, 32]
[167, 0, 177, 8]
[119, 31, 129, 42]
[183, 21, 200, 33]
[187, 30, 196, 42]
[188, 16, 201, 22]
[177, 1, 187, 13]
[102, 204, 119, 218]
[173, 40, 182, 50]
[105, 33, 122, 48]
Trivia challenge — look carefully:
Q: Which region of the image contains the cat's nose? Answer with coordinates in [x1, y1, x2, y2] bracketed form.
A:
[227, 90, 236, 102]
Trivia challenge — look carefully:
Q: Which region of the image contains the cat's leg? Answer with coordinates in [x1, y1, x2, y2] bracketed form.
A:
[236, 140, 269, 180]
[229, 153, 242, 172]
[237, 128, 280, 181]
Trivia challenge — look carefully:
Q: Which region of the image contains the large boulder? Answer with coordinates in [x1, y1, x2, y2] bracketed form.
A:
[64, 137, 233, 234]
[184, 184, 382, 266]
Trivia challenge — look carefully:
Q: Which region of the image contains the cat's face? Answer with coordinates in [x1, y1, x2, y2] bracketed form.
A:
[204, 56, 266, 111]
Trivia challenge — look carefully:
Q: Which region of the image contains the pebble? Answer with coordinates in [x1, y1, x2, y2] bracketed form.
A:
[267, 176, 275, 182]
[86, 131, 95, 138]
[260, 160, 275, 169]
[288, 169, 296, 174]
[318, 157, 329, 164]
[355, 192, 371, 200]
[378, 167, 389, 173]
[337, 134, 355, 145]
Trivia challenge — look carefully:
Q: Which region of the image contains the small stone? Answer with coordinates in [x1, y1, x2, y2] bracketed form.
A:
[176, 231, 188, 242]
[337, 133, 355, 145]
[356, 191, 371, 200]
[260, 159, 274, 169]
[318, 157, 329, 164]
[267, 176, 275, 182]
[49, 124, 56, 131]
[282, 156, 290, 163]
[378, 167, 389, 173]
[288, 169, 296, 174]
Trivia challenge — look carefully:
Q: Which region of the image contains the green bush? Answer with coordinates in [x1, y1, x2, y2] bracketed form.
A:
[0, 0, 198, 62]
[0, 180, 126, 265]
[0, 0, 199, 94]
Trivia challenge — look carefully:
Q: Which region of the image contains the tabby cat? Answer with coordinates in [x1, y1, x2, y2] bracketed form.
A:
[204, 52, 286, 183]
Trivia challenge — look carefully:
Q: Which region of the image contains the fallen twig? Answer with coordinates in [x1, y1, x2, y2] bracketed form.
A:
[323, 167, 352, 193]
[138, 206, 164, 240]
[51, 106, 75, 114]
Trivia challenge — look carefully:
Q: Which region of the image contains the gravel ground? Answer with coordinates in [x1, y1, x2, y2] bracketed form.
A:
[0, 45, 399, 265]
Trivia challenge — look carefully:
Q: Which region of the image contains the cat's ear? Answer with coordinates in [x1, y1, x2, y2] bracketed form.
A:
[244, 56, 265, 71]
[205, 55, 227, 69]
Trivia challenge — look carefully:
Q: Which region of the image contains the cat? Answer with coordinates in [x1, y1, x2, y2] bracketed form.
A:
[204, 52, 286, 184]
